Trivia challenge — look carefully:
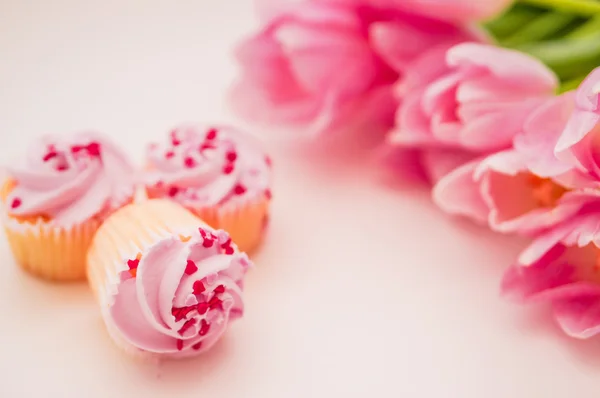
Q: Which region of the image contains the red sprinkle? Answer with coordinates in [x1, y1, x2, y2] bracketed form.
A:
[199, 143, 215, 151]
[200, 229, 215, 247]
[213, 284, 225, 294]
[10, 198, 21, 209]
[221, 238, 235, 255]
[199, 319, 210, 336]
[208, 296, 223, 311]
[86, 142, 101, 157]
[184, 157, 196, 168]
[176, 339, 184, 351]
[42, 151, 58, 162]
[193, 280, 206, 295]
[226, 151, 237, 162]
[185, 260, 198, 275]
[71, 145, 84, 153]
[206, 128, 217, 140]
[165, 151, 175, 159]
[192, 342, 203, 350]
[127, 259, 139, 270]
[178, 318, 197, 336]
[171, 307, 183, 321]
[265, 156, 272, 166]
[223, 164, 234, 175]
[57, 164, 69, 171]
[168, 186, 179, 197]
[265, 189, 272, 200]
[170, 129, 181, 146]
[172, 305, 196, 322]
[197, 302, 209, 315]
[233, 184, 247, 195]
[202, 237, 214, 248]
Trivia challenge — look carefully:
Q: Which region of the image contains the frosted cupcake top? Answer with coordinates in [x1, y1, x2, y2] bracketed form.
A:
[108, 226, 251, 357]
[5, 132, 135, 226]
[144, 125, 272, 209]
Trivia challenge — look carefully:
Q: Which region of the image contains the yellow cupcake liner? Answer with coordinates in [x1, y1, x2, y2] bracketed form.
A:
[87, 199, 214, 357]
[3, 215, 100, 281]
[146, 190, 269, 253]
[189, 196, 269, 254]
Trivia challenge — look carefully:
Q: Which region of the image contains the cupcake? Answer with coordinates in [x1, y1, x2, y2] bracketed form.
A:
[1, 132, 136, 281]
[87, 199, 251, 358]
[144, 124, 272, 252]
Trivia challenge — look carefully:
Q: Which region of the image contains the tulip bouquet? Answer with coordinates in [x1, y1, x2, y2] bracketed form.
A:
[231, 1, 600, 340]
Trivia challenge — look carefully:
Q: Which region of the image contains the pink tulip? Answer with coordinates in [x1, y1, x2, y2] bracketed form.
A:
[379, 0, 514, 23]
[512, 92, 577, 178]
[389, 43, 558, 153]
[499, 69, 600, 338]
[513, 68, 600, 182]
[257, 0, 513, 23]
[432, 149, 584, 234]
[432, 88, 600, 233]
[502, 210, 600, 338]
[232, 1, 478, 136]
[387, 42, 557, 186]
[554, 68, 600, 179]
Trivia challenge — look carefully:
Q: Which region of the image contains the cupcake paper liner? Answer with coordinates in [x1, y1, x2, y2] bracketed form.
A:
[189, 195, 269, 254]
[146, 189, 270, 253]
[3, 214, 100, 281]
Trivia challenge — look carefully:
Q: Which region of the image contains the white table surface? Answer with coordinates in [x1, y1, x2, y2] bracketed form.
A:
[1, 1, 600, 397]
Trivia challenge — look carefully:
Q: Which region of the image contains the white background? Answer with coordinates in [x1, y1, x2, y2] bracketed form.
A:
[1, 1, 600, 397]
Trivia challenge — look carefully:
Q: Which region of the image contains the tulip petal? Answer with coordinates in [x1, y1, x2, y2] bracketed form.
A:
[369, 20, 464, 73]
[518, 224, 574, 266]
[390, 91, 438, 146]
[501, 259, 574, 302]
[388, 0, 513, 23]
[514, 93, 576, 177]
[432, 159, 489, 223]
[555, 110, 600, 155]
[447, 43, 558, 93]
[276, 22, 376, 96]
[396, 41, 458, 95]
[554, 294, 600, 338]
[574, 67, 600, 112]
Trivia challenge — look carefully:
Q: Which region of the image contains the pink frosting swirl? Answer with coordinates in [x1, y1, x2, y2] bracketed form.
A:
[110, 227, 250, 356]
[5, 132, 135, 226]
[145, 125, 271, 208]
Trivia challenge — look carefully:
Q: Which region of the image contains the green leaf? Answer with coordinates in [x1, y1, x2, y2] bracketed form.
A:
[518, 0, 600, 16]
[559, 75, 587, 92]
[566, 14, 600, 38]
[501, 11, 579, 46]
[517, 33, 600, 80]
[484, 4, 542, 39]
